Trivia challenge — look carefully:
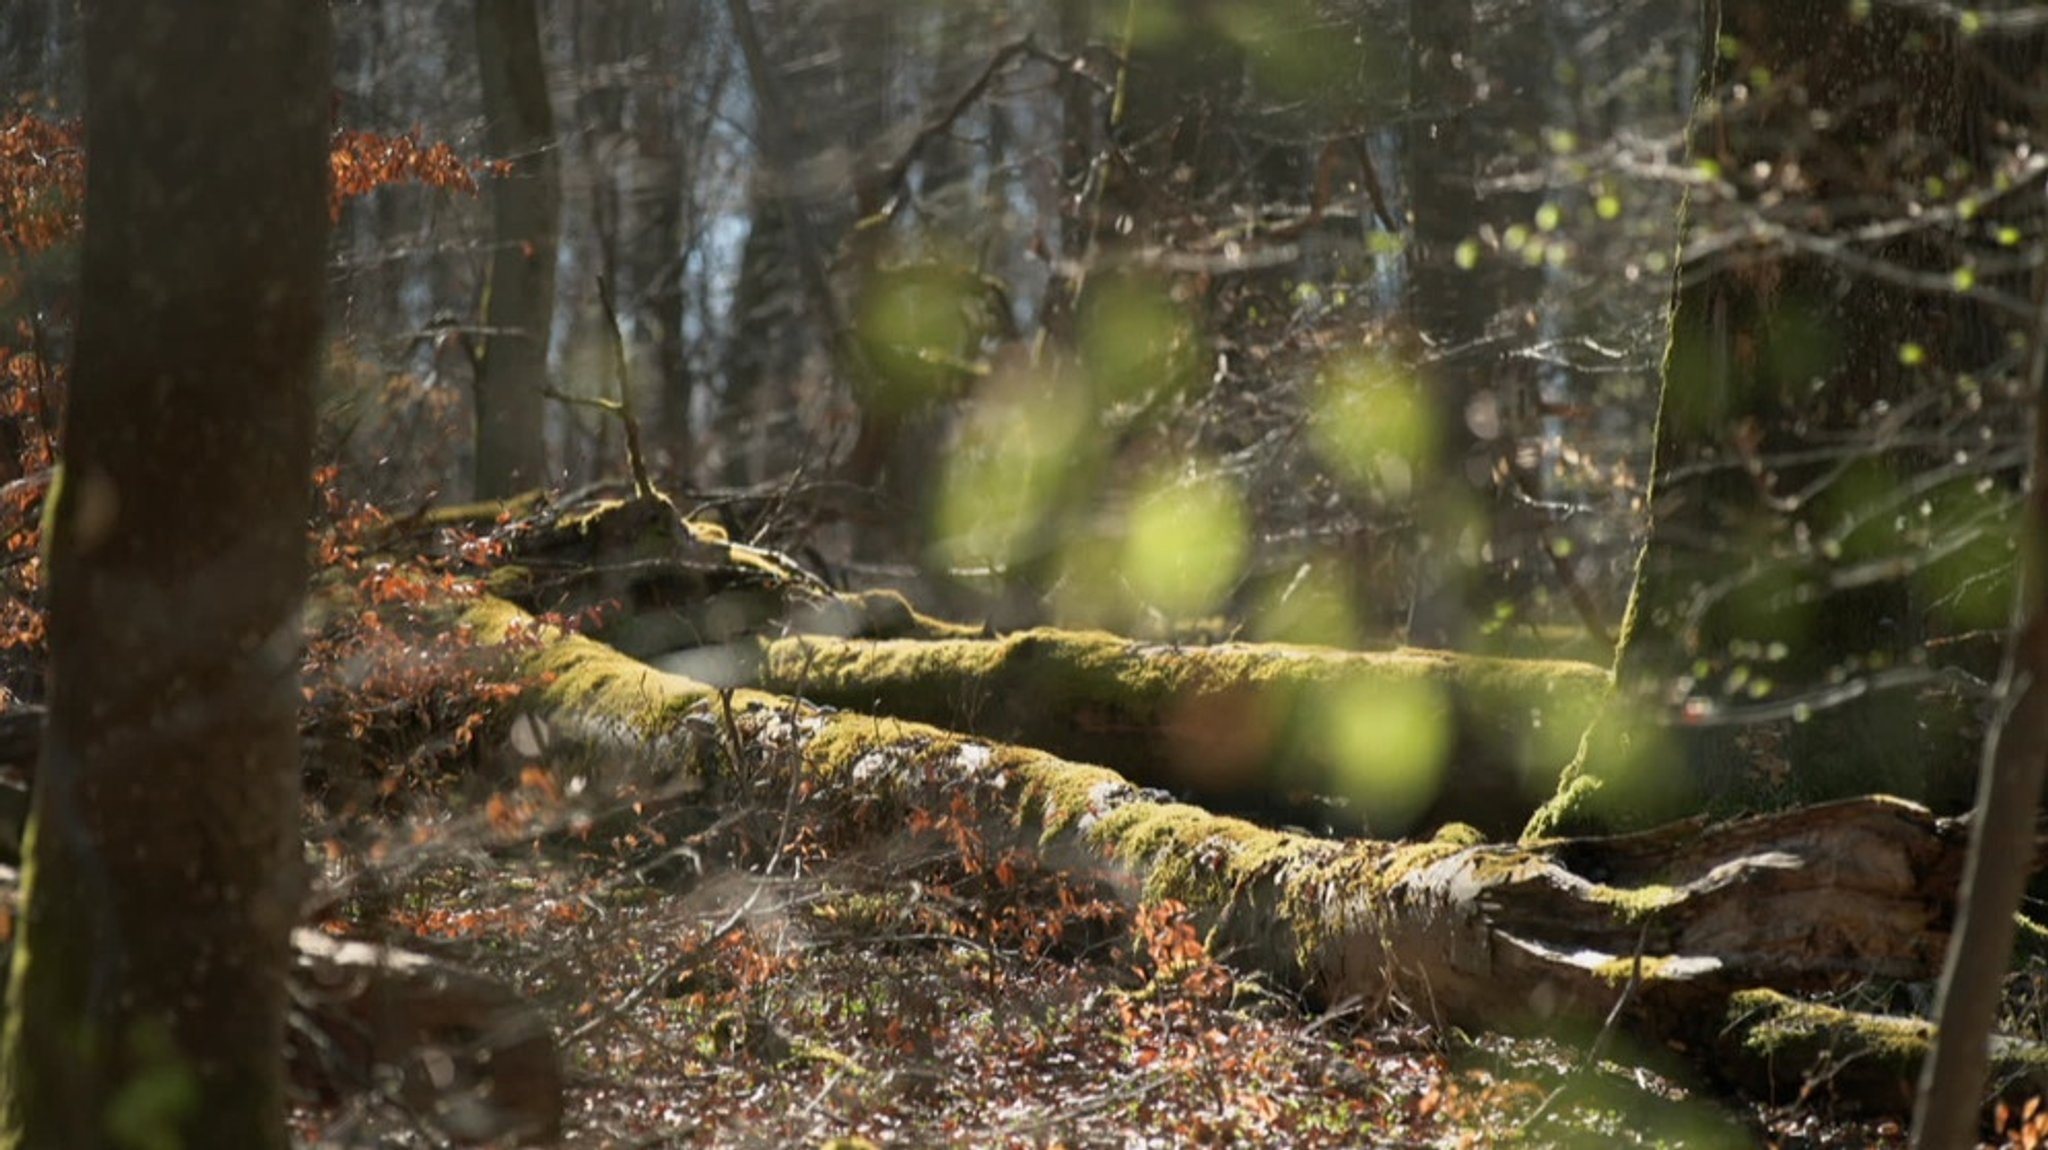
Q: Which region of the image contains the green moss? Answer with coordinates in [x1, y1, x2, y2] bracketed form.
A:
[802, 713, 964, 784]
[1431, 822, 1486, 847]
[1370, 838, 1486, 889]
[1009, 750, 1134, 840]
[1728, 989, 1932, 1062]
[463, 597, 719, 737]
[417, 490, 546, 528]
[684, 518, 730, 544]
[2016, 913, 2048, 965]
[1523, 761, 1609, 841]
[1588, 953, 1681, 984]
[485, 564, 533, 598]
[1586, 882, 1681, 922]
[763, 628, 1610, 835]
[556, 497, 631, 534]
[1090, 801, 1297, 907]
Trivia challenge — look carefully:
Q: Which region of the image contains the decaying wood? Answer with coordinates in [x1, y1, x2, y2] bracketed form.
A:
[0, 865, 562, 1145]
[447, 492, 977, 658]
[288, 929, 563, 1145]
[426, 494, 1613, 836]
[464, 590, 2046, 1116]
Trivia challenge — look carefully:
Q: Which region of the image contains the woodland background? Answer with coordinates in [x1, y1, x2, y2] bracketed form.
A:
[3, 0, 2047, 1147]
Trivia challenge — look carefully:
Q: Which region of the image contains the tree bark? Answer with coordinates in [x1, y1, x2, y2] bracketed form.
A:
[757, 629, 1608, 839]
[1403, 0, 1490, 649]
[474, 0, 559, 498]
[0, 1, 328, 1145]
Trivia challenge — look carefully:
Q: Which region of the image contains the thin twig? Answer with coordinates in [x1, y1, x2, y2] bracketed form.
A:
[594, 274, 656, 499]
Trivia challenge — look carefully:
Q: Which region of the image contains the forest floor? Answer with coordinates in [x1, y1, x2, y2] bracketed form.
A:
[284, 755, 1930, 1150]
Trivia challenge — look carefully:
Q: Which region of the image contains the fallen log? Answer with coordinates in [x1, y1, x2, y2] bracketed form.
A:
[453, 495, 1609, 837]
[756, 628, 1608, 838]
[465, 593, 2044, 1117]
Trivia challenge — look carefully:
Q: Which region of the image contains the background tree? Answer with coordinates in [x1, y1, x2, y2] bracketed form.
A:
[0, 0, 329, 1146]
[474, 0, 559, 498]
[1402, 0, 1490, 647]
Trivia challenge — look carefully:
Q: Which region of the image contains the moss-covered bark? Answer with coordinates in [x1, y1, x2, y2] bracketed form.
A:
[465, 493, 978, 659]
[1724, 990, 2048, 1119]
[760, 629, 1607, 838]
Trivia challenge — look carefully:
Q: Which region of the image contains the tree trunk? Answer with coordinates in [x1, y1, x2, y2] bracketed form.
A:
[617, 3, 691, 482]
[0, 1, 328, 1144]
[1403, 0, 1490, 649]
[474, 0, 559, 498]
[1536, 0, 2037, 836]
[755, 629, 1608, 839]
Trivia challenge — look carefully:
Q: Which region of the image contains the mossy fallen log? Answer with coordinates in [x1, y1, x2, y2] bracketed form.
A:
[757, 629, 1609, 838]
[1718, 990, 2048, 1117]
[465, 594, 2042, 1118]
[464, 493, 977, 657]
[435, 495, 1605, 837]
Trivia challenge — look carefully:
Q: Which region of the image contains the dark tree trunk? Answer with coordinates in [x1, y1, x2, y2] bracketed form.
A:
[474, 0, 559, 498]
[718, 0, 850, 488]
[1403, 0, 1491, 648]
[0, 1, 329, 1145]
[617, 4, 691, 481]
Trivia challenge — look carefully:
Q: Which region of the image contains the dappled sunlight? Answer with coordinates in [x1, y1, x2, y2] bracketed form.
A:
[929, 369, 1092, 572]
[1308, 352, 1435, 503]
[1122, 468, 1250, 621]
[1311, 675, 1451, 835]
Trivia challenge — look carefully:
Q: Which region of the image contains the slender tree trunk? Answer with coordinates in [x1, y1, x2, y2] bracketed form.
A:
[719, 0, 846, 487]
[1914, 23, 2048, 1141]
[0, 1, 328, 1145]
[1914, 269, 2048, 1150]
[620, 5, 691, 481]
[475, 0, 559, 498]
